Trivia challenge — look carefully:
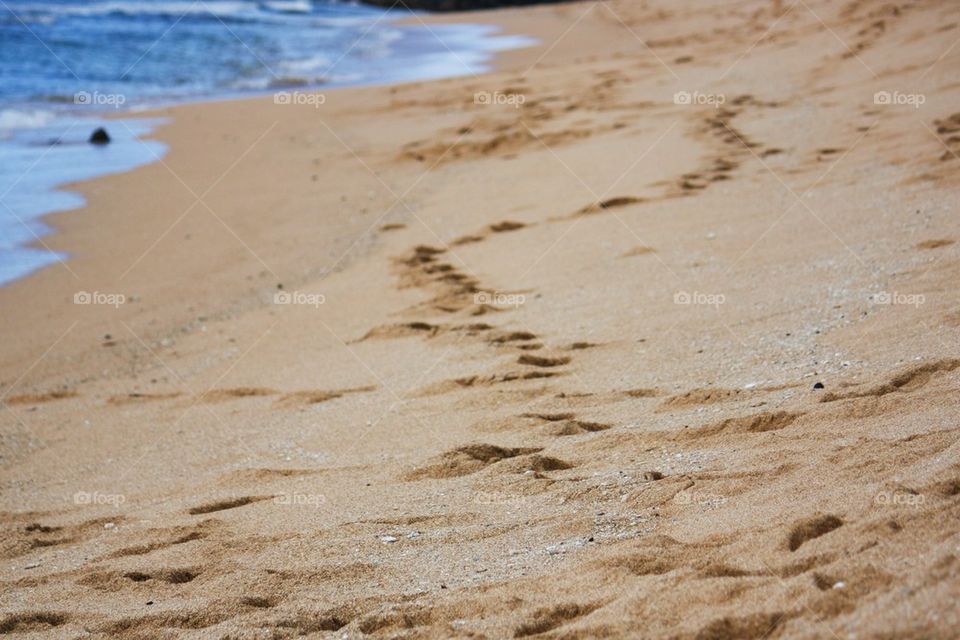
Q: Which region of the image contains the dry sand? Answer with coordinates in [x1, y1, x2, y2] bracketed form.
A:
[2, 0, 960, 637]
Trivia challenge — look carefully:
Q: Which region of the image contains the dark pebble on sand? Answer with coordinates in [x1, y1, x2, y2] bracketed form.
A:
[813, 382, 824, 389]
[89, 128, 110, 144]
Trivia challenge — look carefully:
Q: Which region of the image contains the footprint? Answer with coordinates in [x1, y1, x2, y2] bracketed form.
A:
[5, 390, 77, 406]
[274, 385, 375, 408]
[622, 246, 656, 257]
[100, 609, 232, 633]
[694, 612, 788, 640]
[452, 234, 486, 246]
[240, 596, 278, 609]
[574, 196, 643, 216]
[199, 387, 276, 403]
[490, 331, 538, 344]
[603, 552, 677, 576]
[419, 371, 561, 396]
[787, 514, 843, 551]
[657, 387, 743, 412]
[405, 444, 542, 480]
[489, 220, 527, 233]
[108, 529, 206, 558]
[521, 412, 610, 436]
[6, 517, 120, 560]
[358, 322, 441, 341]
[506, 454, 575, 474]
[125, 569, 199, 584]
[514, 602, 601, 637]
[187, 495, 272, 515]
[914, 239, 953, 250]
[820, 359, 959, 402]
[518, 354, 571, 368]
[107, 392, 182, 406]
[544, 420, 611, 436]
[521, 412, 575, 421]
[79, 568, 200, 590]
[0, 612, 69, 634]
[679, 411, 801, 440]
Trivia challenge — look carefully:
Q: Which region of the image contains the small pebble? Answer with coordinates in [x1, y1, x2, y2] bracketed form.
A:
[380, 535, 398, 543]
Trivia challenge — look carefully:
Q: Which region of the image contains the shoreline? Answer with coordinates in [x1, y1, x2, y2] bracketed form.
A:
[0, 9, 539, 290]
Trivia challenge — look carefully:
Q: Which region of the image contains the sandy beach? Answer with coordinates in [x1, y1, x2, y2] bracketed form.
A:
[2, 0, 960, 637]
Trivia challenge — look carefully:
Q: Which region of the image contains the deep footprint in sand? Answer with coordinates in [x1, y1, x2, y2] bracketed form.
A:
[405, 444, 542, 480]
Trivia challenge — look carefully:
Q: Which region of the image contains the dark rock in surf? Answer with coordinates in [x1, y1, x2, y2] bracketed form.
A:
[89, 128, 110, 145]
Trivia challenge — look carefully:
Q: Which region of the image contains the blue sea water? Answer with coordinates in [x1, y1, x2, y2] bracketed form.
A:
[0, 0, 534, 286]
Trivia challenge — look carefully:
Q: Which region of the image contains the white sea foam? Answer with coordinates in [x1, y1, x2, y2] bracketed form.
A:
[261, 0, 312, 13]
[9, 1, 259, 20]
[0, 109, 55, 138]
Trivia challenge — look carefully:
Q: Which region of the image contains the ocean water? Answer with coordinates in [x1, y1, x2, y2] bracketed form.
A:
[0, 0, 534, 286]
